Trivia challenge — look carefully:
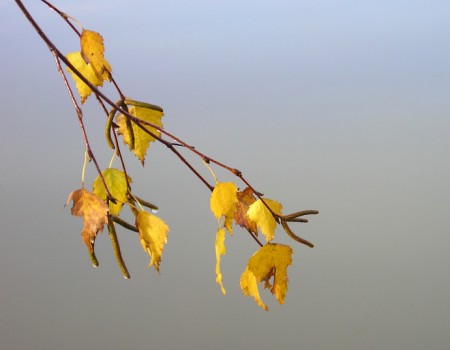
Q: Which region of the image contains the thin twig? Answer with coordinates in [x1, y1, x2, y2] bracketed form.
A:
[246, 228, 263, 247]
[41, 0, 81, 36]
[17, 0, 318, 256]
[51, 49, 114, 201]
[111, 215, 138, 232]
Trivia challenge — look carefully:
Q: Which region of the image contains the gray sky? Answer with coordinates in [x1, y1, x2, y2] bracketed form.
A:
[1, 0, 450, 349]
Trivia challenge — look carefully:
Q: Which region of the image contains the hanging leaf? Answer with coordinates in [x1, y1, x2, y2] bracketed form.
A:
[66, 52, 103, 103]
[80, 30, 111, 80]
[65, 30, 111, 103]
[234, 187, 257, 234]
[66, 188, 109, 261]
[116, 106, 164, 165]
[210, 182, 238, 233]
[93, 168, 131, 216]
[215, 228, 227, 295]
[240, 243, 293, 311]
[246, 198, 283, 242]
[135, 210, 169, 272]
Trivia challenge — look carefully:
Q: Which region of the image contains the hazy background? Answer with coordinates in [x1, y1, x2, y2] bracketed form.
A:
[1, 0, 450, 349]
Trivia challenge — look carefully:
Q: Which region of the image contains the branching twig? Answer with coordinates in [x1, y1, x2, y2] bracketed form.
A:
[111, 215, 138, 232]
[41, 0, 81, 36]
[50, 49, 114, 201]
[16, 0, 318, 254]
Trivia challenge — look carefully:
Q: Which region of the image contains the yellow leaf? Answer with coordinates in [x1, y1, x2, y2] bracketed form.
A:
[215, 228, 227, 295]
[117, 106, 164, 165]
[66, 52, 104, 103]
[246, 198, 283, 242]
[66, 188, 109, 255]
[210, 182, 238, 233]
[135, 210, 169, 272]
[80, 30, 112, 81]
[240, 243, 293, 311]
[92, 168, 131, 216]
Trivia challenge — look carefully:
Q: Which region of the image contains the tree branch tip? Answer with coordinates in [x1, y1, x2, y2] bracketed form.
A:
[111, 214, 139, 232]
[89, 251, 99, 267]
[289, 218, 309, 223]
[282, 209, 319, 221]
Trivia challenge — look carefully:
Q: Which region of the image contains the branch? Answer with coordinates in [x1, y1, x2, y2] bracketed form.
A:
[17, 0, 318, 254]
[50, 49, 115, 201]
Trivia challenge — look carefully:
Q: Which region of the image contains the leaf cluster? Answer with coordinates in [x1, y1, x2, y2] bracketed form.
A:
[210, 182, 317, 310]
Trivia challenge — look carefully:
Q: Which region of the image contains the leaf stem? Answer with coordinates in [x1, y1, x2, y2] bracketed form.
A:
[246, 228, 263, 247]
[203, 159, 219, 184]
[81, 150, 88, 187]
[133, 196, 158, 211]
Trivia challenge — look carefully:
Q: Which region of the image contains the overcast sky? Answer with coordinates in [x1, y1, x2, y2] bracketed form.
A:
[1, 0, 450, 349]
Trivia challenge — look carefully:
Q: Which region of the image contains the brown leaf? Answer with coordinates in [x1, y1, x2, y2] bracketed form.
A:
[234, 187, 257, 234]
[66, 188, 109, 254]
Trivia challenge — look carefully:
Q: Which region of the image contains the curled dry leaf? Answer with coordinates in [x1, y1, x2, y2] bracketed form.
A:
[66, 188, 109, 259]
[234, 186, 257, 234]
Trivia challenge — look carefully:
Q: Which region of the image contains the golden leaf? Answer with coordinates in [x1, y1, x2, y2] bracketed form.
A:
[66, 188, 109, 256]
[66, 52, 103, 103]
[246, 198, 283, 242]
[93, 168, 131, 216]
[80, 30, 112, 81]
[117, 106, 164, 165]
[65, 30, 111, 103]
[135, 210, 169, 272]
[240, 243, 293, 311]
[215, 228, 227, 295]
[234, 187, 257, 234]
[210, 182, 238, 233]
